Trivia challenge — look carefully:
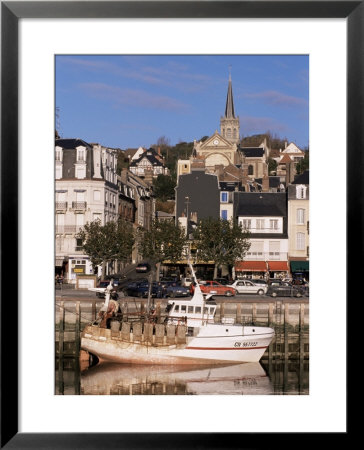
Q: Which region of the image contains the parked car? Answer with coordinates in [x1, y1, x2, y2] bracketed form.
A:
[251, 279, 268, 287]
[190, 280, 236, 297]
[213, 278, 230, 285]
[266, 280, 305, 298]
[227, 280, 267, 296]
[135, 262, 151, 273]
[165, 283, 190, 298]
[161, 276, 179, 283]
[124, 281, 158, 298]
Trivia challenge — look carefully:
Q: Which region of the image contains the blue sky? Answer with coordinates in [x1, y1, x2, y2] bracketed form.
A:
[55, 55, 309, 149]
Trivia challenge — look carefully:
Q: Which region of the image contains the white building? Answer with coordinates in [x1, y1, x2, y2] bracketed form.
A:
[55, 138, 119, 283]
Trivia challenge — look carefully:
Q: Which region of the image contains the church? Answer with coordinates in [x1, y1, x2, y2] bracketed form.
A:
[178, 73, 269, 187]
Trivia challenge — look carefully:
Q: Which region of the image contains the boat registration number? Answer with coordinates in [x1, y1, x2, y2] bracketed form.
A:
[234, 341, 258, 348]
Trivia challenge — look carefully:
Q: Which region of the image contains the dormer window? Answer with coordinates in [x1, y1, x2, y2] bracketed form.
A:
[77, 148, 86, 162]
[296, 184, 307, 199]
[55, 148, 63, 161]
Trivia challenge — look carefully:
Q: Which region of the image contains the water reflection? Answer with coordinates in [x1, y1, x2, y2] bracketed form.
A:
[80, 362, 273, 395]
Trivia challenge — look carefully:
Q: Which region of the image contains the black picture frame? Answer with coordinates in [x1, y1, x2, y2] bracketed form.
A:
[1, 1, 356, 448]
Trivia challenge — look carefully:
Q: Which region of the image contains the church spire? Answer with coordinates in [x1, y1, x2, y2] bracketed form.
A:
[224, 69, 236, 119]
[220, 68, 240, 144]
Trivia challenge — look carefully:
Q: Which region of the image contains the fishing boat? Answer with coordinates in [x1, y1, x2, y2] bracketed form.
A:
[81, 263, 275, 365]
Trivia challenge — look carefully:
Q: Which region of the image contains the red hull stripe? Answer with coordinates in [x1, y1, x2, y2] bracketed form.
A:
[185, 346, 268, 351]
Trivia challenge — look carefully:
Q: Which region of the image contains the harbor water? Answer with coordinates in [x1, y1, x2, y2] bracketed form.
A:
[55, 299, 309, 395]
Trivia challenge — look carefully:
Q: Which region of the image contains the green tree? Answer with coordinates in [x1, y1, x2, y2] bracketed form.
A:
[296, 150, 309, 174]
[193, 217, 251, 278]
[76, 219, 135, 278]
[268, 157, 278, 175]
[137, 220, 187, 279]
[153, 174, 176, 201]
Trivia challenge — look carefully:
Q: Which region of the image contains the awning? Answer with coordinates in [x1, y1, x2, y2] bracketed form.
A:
[267, 261, 289, 271]
[290, 261, 309, 272]
[235, 261, 268, 272]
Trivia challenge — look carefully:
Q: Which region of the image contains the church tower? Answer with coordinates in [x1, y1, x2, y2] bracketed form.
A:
[220, 72, 240, 145]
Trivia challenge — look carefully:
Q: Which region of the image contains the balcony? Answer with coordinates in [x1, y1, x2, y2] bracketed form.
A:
[245, 252, 288, 261]
[71, 201, 87, 211]
[55, 201, 67, 211]
[55, 225, 84, 234]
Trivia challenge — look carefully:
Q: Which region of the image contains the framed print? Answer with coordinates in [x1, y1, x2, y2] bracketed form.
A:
[1, 0, 359, 447]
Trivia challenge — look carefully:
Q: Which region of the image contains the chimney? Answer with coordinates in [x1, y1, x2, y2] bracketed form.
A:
[158, 146, 161, 155]
[262, 174, 269, 192]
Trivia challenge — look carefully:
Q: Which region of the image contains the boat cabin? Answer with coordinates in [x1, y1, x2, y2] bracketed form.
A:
[166, 298, 217, 327]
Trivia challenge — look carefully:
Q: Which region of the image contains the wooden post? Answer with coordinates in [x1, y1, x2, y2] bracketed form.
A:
[220, 303, 225, 321]
[252, 303, 257, 324]
[299, 303, 305, 361]
[58, 301, 65, 395]
[268, 303, 274, 363]
[284, 303, 289, 360]
[236, 303, 241, 324]
[75, 301, 80, 356]
[92, 300, 96, 321]
[59, 301, 65, 359]
[268, 303, 274, 327]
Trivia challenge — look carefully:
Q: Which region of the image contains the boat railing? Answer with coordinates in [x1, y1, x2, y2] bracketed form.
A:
[84, 321, 188, 346]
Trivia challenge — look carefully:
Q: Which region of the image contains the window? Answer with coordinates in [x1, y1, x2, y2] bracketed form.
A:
[77, 148, 86, 162]
[181, 305, 186, 313]
[248, 165, 254, 175]
[174, 305, 180, 313]
[75, 238, 83, 251]
[296, 232, 305, 250]
[270, 219, 278, 230]
[221, 192, 228, 203]
[297, 208, 305, 224]
[247, 241, 263, 257]
[55, 165, 62, 179]
[188, 306, 194, 314]
[256, 219, 265, 230]
[195, 306, 201, 314]
[296, 185, 307, 199]
[227, 128, 232, 138]
[55, 149, 62, 161]
[242, 219, 251, 229]
[269, 241, 280, 259]
[221, 210, 228, 220]
[76, 166, 86, 179]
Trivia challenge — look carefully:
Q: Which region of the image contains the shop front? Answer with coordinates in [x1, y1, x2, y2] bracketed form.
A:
[290, 259, 309, 281]
[267, 261, 289, 279]
[67, 256, 94, 284]
[234, 261, 268, 280]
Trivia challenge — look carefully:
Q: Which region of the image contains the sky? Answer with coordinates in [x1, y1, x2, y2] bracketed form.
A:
[55, 55, 309, 150]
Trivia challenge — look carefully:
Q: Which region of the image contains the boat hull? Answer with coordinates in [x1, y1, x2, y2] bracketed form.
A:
[81, 325, 274, 365]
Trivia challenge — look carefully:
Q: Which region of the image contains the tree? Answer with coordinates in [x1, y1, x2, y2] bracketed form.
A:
[267, 157, 278, 175]
[296, 150, 309, 174]
[76, 219, 135, 278]
[137, 220, 187, 279]
[193, 217, 251, 278]
[153, 174, 176, 202]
